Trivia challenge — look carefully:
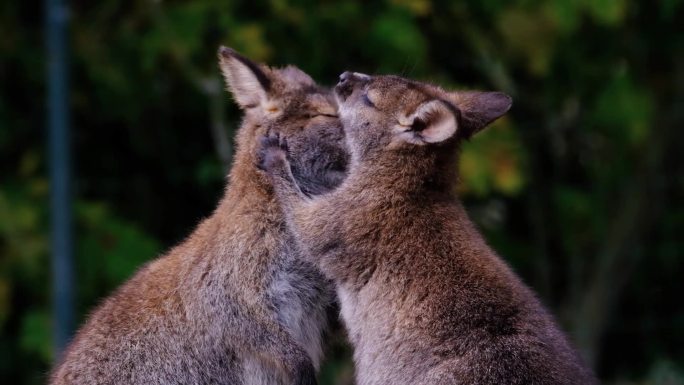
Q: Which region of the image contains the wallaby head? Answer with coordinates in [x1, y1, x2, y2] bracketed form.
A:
[334, 71, 511, 167]
[219, 47, 348, 195]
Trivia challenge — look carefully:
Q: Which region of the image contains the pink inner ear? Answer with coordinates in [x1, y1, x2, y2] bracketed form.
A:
[420, 114, 456, 143]
[218, 49, 274, 109]
[413, 100, 457, 144]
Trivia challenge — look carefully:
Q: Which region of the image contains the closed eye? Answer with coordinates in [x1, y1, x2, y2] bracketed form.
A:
[304, 113, 338, 119]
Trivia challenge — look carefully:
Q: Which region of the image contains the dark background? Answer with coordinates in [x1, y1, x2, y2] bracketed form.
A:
[1, 0, 683, 384]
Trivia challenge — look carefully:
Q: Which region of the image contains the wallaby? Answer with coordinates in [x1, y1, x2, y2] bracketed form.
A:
[49, 47, 348, 385]
[259, 72, 597, 385]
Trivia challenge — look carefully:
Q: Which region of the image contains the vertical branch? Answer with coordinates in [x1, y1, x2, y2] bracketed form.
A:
[525, 185, 553, 299]
[472, 34, 556, 302]
[150, 3, 234, 172]
[46, 0, 74, 357]
[568, 114, 670, 367]
[568, 53, 684, 366]
[199, 76, 233, 171]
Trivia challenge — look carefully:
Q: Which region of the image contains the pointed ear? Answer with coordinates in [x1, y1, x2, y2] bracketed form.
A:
[218, 46, 273, 109]
[397, 100, 457, 144]
[278, 65, 315, 88]
[449, 91, 512, 138]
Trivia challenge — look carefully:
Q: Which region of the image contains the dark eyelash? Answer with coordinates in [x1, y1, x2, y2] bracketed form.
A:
[304, 113, 338, 119]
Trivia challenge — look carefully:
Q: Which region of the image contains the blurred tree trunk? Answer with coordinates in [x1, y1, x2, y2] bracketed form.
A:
[567, 56, 684, 366]
[568, 144, 663, 365]
[199, 76, 233, 171]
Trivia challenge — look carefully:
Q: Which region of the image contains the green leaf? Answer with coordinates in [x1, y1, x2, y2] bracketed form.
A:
[497, 7, 558, 76]
[582, 0, 628, 26]
[459, 118, 526, 197]
[20, 310, 52, 362]
[592, 69, 654, 146]
[368, 12, 427, 73]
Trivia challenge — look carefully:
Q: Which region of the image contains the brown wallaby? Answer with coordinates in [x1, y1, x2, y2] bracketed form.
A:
[49, 47, 348, 385]
[259, 72, 597, 385]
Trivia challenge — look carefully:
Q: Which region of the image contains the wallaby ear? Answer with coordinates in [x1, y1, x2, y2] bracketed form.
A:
[218, 46, 273, 109]
[449, 91, 512, 138]
[397, 100, 457, 144]
[278, 65, 316, 88]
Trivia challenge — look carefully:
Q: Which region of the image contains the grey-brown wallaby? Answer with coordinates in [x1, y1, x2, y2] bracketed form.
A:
[259, 72, 597, 385]
[49, 47, 348, 385]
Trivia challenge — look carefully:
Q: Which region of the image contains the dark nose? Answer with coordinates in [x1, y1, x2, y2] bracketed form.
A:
[335, 71, 369, 102]
[338, 71, 370, 86]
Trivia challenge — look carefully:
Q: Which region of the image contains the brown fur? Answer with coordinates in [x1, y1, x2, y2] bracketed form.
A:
[49, 48, 348, 385]
[260, 72, 597, 385]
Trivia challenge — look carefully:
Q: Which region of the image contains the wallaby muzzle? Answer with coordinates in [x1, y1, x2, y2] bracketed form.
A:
[335, 71, 370, 102]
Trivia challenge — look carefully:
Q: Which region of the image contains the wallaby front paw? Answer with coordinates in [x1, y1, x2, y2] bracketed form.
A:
[257, 132, 289, 172]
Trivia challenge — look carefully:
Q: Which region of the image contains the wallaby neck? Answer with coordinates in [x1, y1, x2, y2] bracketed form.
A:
[184, 130, 278, 259]
[222, 119, 275, 205]
[348, 145, 461, 197]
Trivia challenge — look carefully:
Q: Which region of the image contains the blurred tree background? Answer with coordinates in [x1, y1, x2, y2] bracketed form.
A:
[1, 0, 683, 383]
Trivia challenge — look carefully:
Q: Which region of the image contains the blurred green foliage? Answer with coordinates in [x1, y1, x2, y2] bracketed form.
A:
[1, 1, 683, 384]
